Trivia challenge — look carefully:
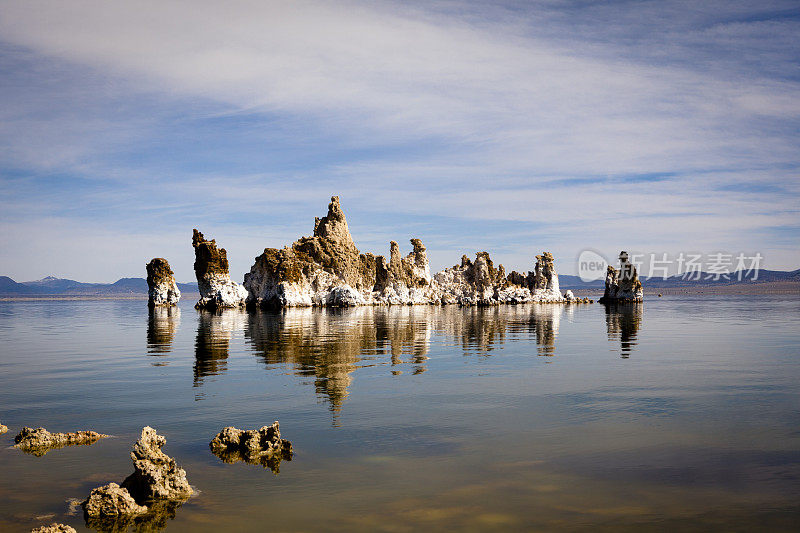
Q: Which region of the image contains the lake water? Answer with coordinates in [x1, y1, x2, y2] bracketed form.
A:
[0, 296, 799, 532]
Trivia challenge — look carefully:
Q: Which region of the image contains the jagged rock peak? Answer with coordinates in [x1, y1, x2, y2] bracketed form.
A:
[245, 196, 392, 306]
[313, 196, 356, 247]
[146, 258, 181, 307]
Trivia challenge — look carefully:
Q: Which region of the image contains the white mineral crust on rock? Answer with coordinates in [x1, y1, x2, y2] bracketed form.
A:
[243, 197, 572, 307]
[146, 258, 181, 306]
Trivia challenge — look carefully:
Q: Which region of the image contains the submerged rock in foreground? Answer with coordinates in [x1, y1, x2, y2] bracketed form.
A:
[193, 229, 247, 309]
[146, 257, 181, 306]
[82, 427, 192, 524]
[121, 426, 193, 501]
[599, 251, 644, 303]
[210, 421, 293, 474]
[14, 427, 108, 456]
[83, 483, 147, 519]
[244, 196, 574, 307]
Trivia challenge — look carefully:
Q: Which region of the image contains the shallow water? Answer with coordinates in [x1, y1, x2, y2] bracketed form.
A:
[0, 296, 798, 532]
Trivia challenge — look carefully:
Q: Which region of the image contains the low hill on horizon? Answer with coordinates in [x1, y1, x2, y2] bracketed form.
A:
[0, 276, 198, 296]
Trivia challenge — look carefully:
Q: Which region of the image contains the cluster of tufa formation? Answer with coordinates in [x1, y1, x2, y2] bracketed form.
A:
[14, 427, 108, 456]
[82, 427, 192, 522]
[0, 422, 7, 434]
[599, 251, 644, 303]
[243, 196, 574, 307]
[146, 258, 181, 306]
[192, 229, 248, 309]
[209, 421, 293, 473]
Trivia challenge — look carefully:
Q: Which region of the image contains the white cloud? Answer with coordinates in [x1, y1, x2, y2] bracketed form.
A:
[0, 0, 798, 279]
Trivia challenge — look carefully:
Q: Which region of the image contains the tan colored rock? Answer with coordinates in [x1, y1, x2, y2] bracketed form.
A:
[245, 196, 385, 307]
[146, 258, 181, 306]
[193, 229, 247, 309]
[121, 426, 193, 501]
[14, 427, 108, 456]
[0, 422, 7, 434]
[210, 421, 293, 474]
[82, 483, 147, 518]
[31, 523, 77, 533]
[244, 196, 571, 306]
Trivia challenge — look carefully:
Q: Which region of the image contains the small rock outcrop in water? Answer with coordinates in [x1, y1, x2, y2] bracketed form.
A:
[0, 422, 7, 434]
[14, 427, 108, 456]
[210, 421, 293, 473]
[82, 427, 191, 523]
[31, 524, 77, 533]
[193, 229, 247, 309]
[244, 196, 572, 307]
[83, 483, 148, 519]
[599, 251, 644, 303]
[121, 426, 193, 501]
[146, 258, 181, 306]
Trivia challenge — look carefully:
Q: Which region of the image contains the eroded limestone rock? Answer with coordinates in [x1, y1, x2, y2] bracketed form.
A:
[146, 258, 181, 306]
[193, 230, 247, 309]
[0, 422, 7, 434]
[84, 495, 185, 533]
[14, 427, 108, 456]
[83, 483, 147, 518]
[81, 427, 191, 528]
[245, 196, 383, 307]
[244, 196, 572, 307]
[31, 523, 77, 533]
[599, 251, 644, 303]
[121, 426, 193, 501]
[210, 421, 293, 474]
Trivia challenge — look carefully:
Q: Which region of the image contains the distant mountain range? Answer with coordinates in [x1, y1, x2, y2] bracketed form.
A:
[0, 276, 198, 296]
[1, 268, 798, 297]
[559, 268, 800, 290]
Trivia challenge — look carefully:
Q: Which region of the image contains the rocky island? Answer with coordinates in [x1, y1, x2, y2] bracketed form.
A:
[209, 421, 293, 473]
[83, 427, 192, 523]
[599, 251, 644, 303]
[243, 196, 578, 308]
[146, 258, 181, 306]
[14, 427, 108, 456]
[192, 229, 248, 309]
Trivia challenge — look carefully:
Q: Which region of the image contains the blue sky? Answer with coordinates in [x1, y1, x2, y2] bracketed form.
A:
[1, 0, 798, 282]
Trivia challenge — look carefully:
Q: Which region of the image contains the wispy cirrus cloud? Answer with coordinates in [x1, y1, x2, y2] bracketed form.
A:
[0, 0, 798, 281]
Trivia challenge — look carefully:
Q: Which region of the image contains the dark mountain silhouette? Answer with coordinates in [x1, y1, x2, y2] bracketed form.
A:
[0, 276, 198, 296]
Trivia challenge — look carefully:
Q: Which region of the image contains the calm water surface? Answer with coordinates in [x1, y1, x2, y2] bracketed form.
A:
[0, 296, 798, 531]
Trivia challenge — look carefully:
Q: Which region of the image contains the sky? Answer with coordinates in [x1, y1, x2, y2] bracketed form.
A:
[0, 0, 798, 283]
